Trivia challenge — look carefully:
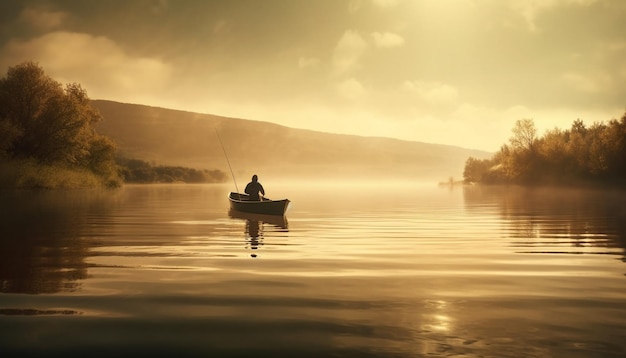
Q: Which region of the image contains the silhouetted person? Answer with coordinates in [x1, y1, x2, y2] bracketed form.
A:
[244, 174, 265, 201]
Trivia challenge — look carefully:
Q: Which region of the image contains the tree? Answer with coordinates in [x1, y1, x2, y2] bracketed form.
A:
[465, 113, 626, 187]
[0, 120, 20, 158]
[0, 62, 120, 186]
[509, 118, 537, 152]
[463, 157, 490, 183]
[571, 119, 586, 135]
[0, 62, 104, 165]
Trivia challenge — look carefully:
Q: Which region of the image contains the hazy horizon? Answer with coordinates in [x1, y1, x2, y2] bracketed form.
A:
[91, 100, 487, 182]
[1, 0, 625, 151]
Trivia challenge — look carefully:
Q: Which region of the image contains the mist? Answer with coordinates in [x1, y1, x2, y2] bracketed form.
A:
[93, 100, 490, 185]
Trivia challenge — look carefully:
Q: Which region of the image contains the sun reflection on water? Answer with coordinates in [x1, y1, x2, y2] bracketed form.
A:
[422, 300, 453, 333]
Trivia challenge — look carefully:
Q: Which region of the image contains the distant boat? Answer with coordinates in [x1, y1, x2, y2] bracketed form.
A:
[228, 192, 290, 216]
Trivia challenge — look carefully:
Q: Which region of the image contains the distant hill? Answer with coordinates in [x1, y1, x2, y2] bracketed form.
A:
[92, 100, 490, 182]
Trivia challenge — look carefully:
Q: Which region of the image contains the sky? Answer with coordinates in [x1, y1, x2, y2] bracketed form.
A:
[1, 0, 624, 151]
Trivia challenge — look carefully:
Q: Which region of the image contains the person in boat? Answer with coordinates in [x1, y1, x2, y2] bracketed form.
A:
[244, 174, 265, 201]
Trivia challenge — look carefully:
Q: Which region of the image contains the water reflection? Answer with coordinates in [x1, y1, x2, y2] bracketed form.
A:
[246, 219, 263, 257]
[0, 191, 111, 294]
[463, 185, 626, 263]
[228, 210, 288, 258]
[1, 185, 625, 356]
[421, 300, 453, 333]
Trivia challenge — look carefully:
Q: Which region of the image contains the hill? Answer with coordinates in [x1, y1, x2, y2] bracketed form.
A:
[92, 100, 490, 182]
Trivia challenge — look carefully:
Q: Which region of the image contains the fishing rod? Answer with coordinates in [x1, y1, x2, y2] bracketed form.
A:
[215, 129, 240, 195]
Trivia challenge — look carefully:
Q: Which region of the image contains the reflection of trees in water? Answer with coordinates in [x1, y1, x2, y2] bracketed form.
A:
[0, 191, 109, 294]
[0, 235, 88, 293]
[463, 186, 626, 260]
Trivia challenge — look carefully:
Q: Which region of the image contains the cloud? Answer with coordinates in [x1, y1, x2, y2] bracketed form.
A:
[332, 30, 368, 74]
[336, 78, 366, 100]
[213, 19, 231, 34]
[0, 31, 172, 101]
[150, 0, 169, 14]
[19, 6, 68, 31]
[370, 0, 399, 8]
[509, 0, 598, 32]
[371, 32, 405, 48]
[349, 0, 398, 13]
[603, 41, 626, 81]
[561, 71, 610, 93]
[298, 56, 320, 69]
[403, 80, 459, 104]
[348, 0, 363, 13]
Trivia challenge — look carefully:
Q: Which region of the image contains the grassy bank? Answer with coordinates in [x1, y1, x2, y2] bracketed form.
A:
[0, 160, 121, 189]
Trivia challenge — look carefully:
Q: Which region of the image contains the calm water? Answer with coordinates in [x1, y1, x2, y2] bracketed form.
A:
[1, 183, 625, 357]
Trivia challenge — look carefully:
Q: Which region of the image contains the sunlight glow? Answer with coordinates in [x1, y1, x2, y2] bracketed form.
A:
[421, 300, 453, 332]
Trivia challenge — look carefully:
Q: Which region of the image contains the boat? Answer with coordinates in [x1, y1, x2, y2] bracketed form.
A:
[228, 192, 290, 216]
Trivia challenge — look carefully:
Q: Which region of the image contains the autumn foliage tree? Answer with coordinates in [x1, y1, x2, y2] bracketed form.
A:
[463, 114, 626, 187]
[0, 62, 120, 187]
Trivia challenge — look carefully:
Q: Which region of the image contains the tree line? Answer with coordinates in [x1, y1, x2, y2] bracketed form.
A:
[117, 157, 226, 183]
[0, 62, 226, 188]
[464, 114, 626, 187]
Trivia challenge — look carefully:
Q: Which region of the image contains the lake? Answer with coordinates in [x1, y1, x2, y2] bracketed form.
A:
[1, 183, 625, 357]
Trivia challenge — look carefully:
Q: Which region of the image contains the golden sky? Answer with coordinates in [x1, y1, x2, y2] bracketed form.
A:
[1, 0, 624, 151]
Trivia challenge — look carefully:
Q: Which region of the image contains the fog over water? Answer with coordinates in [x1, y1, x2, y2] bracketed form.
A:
[1, 183, 625, 357]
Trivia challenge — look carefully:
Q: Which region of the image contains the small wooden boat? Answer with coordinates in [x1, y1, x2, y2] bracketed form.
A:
[228, 192, 290, 216]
